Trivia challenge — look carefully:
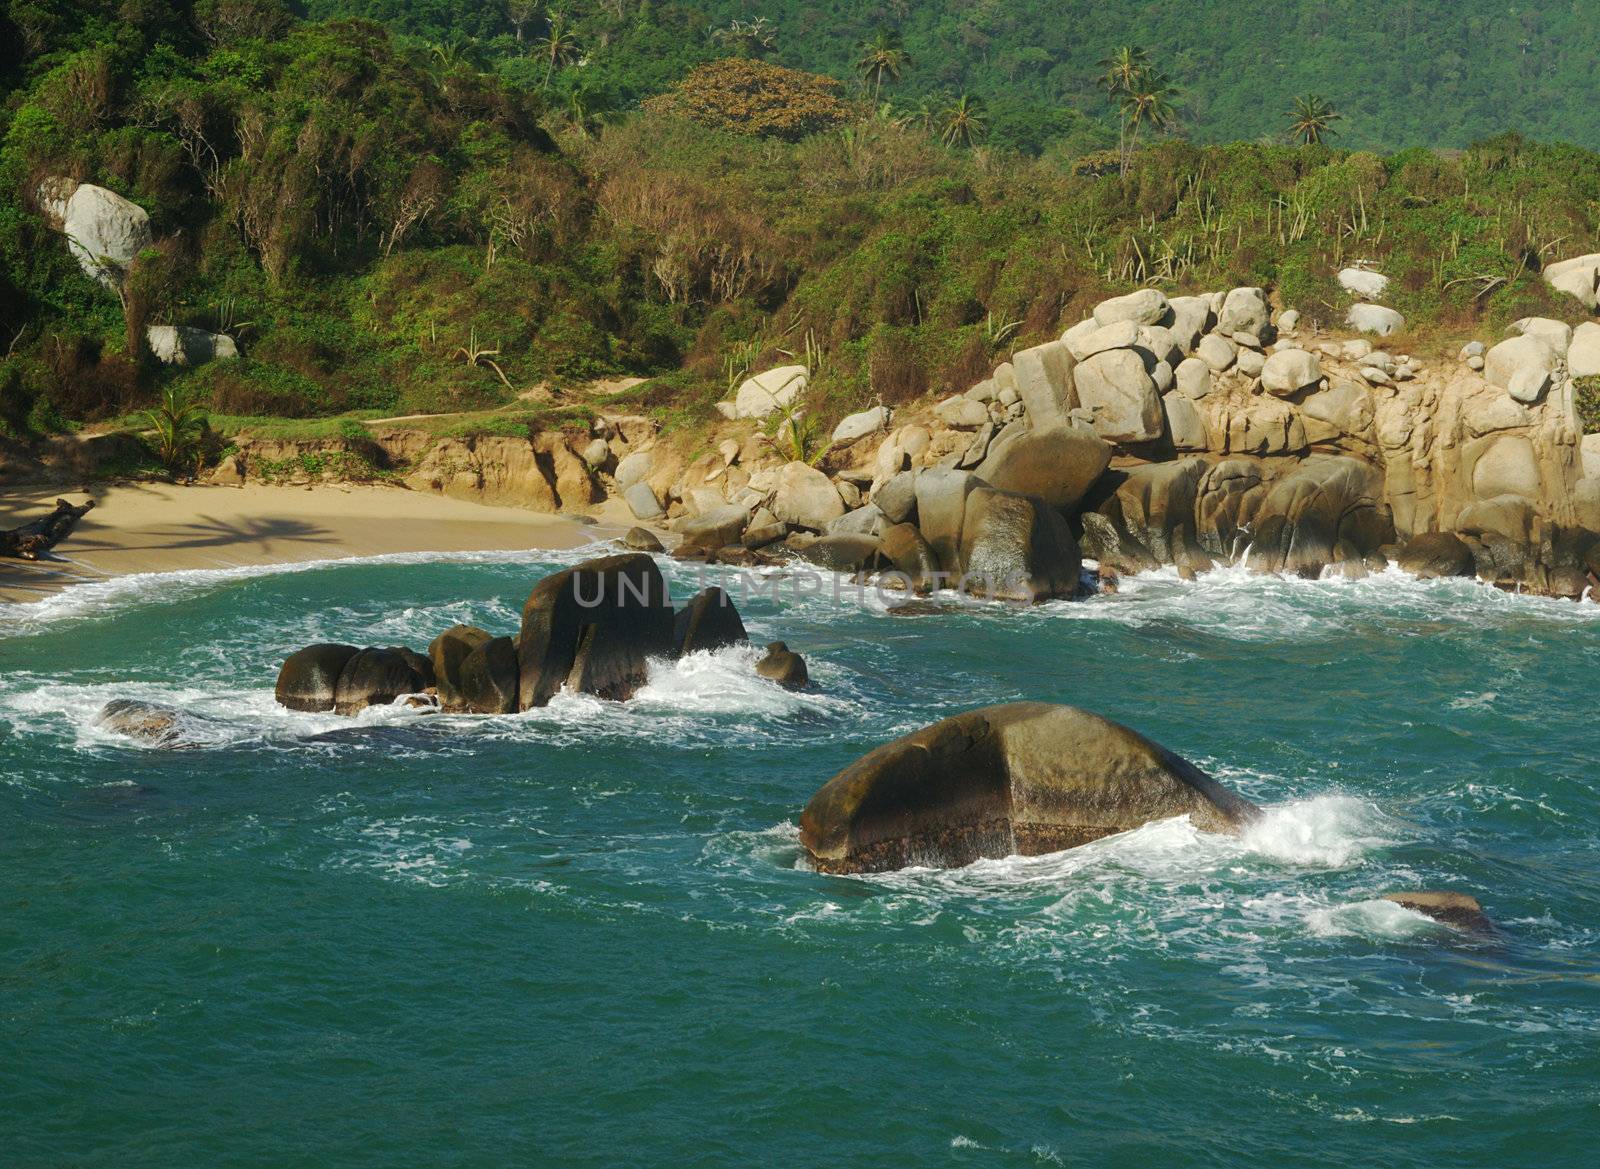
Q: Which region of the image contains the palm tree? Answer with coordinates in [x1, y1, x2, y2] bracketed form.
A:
[1097, 46, 1149, 99]
[536, 13, 581, 87]
[141, 385, 209, 477]
[855, 29, 910, 101]
[1287, 94, 1342, 145]
[1118, 69, 1179, 173]
[939, 93, 986, 148]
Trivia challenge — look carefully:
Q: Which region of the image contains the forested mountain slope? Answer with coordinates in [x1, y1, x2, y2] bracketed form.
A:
[312, 0, 1600, 151]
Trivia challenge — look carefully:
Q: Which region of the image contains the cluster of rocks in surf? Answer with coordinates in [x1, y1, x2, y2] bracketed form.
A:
[271, 552, 807, 717]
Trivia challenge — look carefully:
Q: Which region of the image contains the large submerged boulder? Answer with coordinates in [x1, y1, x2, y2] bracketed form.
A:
[275, 643, 361, 712]
[95, 699, 211, 749]
[334, 647, 431, 715]
[674, 586, 748, 655]
[517, 552, 675, 708]
[429, 624, 492, 713]
[799, 703, 1259, 873]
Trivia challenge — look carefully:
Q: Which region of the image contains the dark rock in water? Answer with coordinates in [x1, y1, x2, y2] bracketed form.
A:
[798, 533, 881, 574]
[1085, 459, 1210, 575]
[392, 645, 436, 691]
[333, 647, 430, 716]
[974, 424, 1112, 511]
[1194, 458, 1267, 563]
[96, 699, 205, 748]
[1382, 891, 1494, 932]
[709, 544, 772, 567]
[621, 526, 664, 553]
[456, 636, 519, 714]
[885, 600, 955, 617]
[755, 641, 809, 690]
[1396, 531, 1476, 579]
[799, 702, 1259, 874]
[958, 485, 1081, 602]
[517, 553, 675, 708]
[275, 643, 360, 712]
[429, 624, 492, 712]
[674, 586, 748, 656]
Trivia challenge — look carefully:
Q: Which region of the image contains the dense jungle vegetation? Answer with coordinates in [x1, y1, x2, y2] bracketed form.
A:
[2, 1, 1599, 444]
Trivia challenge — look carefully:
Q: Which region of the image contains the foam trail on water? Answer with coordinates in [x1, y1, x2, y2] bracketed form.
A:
[0, 541, 618, 637]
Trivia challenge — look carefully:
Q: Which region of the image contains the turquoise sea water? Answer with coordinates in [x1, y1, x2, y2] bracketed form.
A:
[3, 548, 1598, 1167]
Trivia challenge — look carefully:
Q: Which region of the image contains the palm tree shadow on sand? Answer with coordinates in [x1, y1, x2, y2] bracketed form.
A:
[65, 514, 333, 554]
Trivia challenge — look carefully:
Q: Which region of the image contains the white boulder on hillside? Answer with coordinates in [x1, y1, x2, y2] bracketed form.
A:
[62, 184, 152, 289]
[1073, 349, 1163, 443]
[1260, 348, 1323, 397]
[1338, 267, 1389, 299]
[831, 406, 887, 445]
[1508, 317, 1572, 356]
[1167, 296, 1214, 352]
[146, 325, 239, 366]
[1218, 287, 1270, 340]
[1484, 334, 1560, 404]
[1010, 340, 1074, 427]
[1092, 288, 1169, 327]
[733, 365, 807, 419]
[1065, 319, 1137, 361]
[1568, 322, 1600, 379]
[1346, 304, 1404, 336]
[772, 461, 845, 530]
[1544, 254, 1600, 311]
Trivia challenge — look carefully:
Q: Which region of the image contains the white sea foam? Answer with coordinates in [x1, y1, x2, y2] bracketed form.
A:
[1018, 561, 1600, 641]
[1239, 795, 1399, 868]
[1307, 897, 1449, 940]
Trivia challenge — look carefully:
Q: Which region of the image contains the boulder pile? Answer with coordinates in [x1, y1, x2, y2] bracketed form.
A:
[209, 273, 1600, 600]
[628, 280, 1600, 598]
[273, 552, 805, 716]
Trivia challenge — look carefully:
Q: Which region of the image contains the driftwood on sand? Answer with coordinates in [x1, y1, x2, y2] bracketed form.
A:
[1, 498, 95, 560]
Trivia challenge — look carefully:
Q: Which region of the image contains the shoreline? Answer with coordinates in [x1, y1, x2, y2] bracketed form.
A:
[0, 481, 630, 605]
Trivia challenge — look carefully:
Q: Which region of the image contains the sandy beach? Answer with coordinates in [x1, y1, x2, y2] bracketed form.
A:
[0, 482, 618, 603]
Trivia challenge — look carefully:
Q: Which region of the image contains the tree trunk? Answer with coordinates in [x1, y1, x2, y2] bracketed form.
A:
[1, 498, 96, 561]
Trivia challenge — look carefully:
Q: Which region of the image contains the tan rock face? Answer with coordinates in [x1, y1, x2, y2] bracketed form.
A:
[972, 425, 1112, 510]
[771, 461, 845, 530]
[1074, 349, 1163, 443]
[1010, 340, 1077, 428]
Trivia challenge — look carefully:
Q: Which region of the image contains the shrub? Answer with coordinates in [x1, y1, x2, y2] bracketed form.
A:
[1575, 375, 1600, 433]
[643, 59, 855, 141]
